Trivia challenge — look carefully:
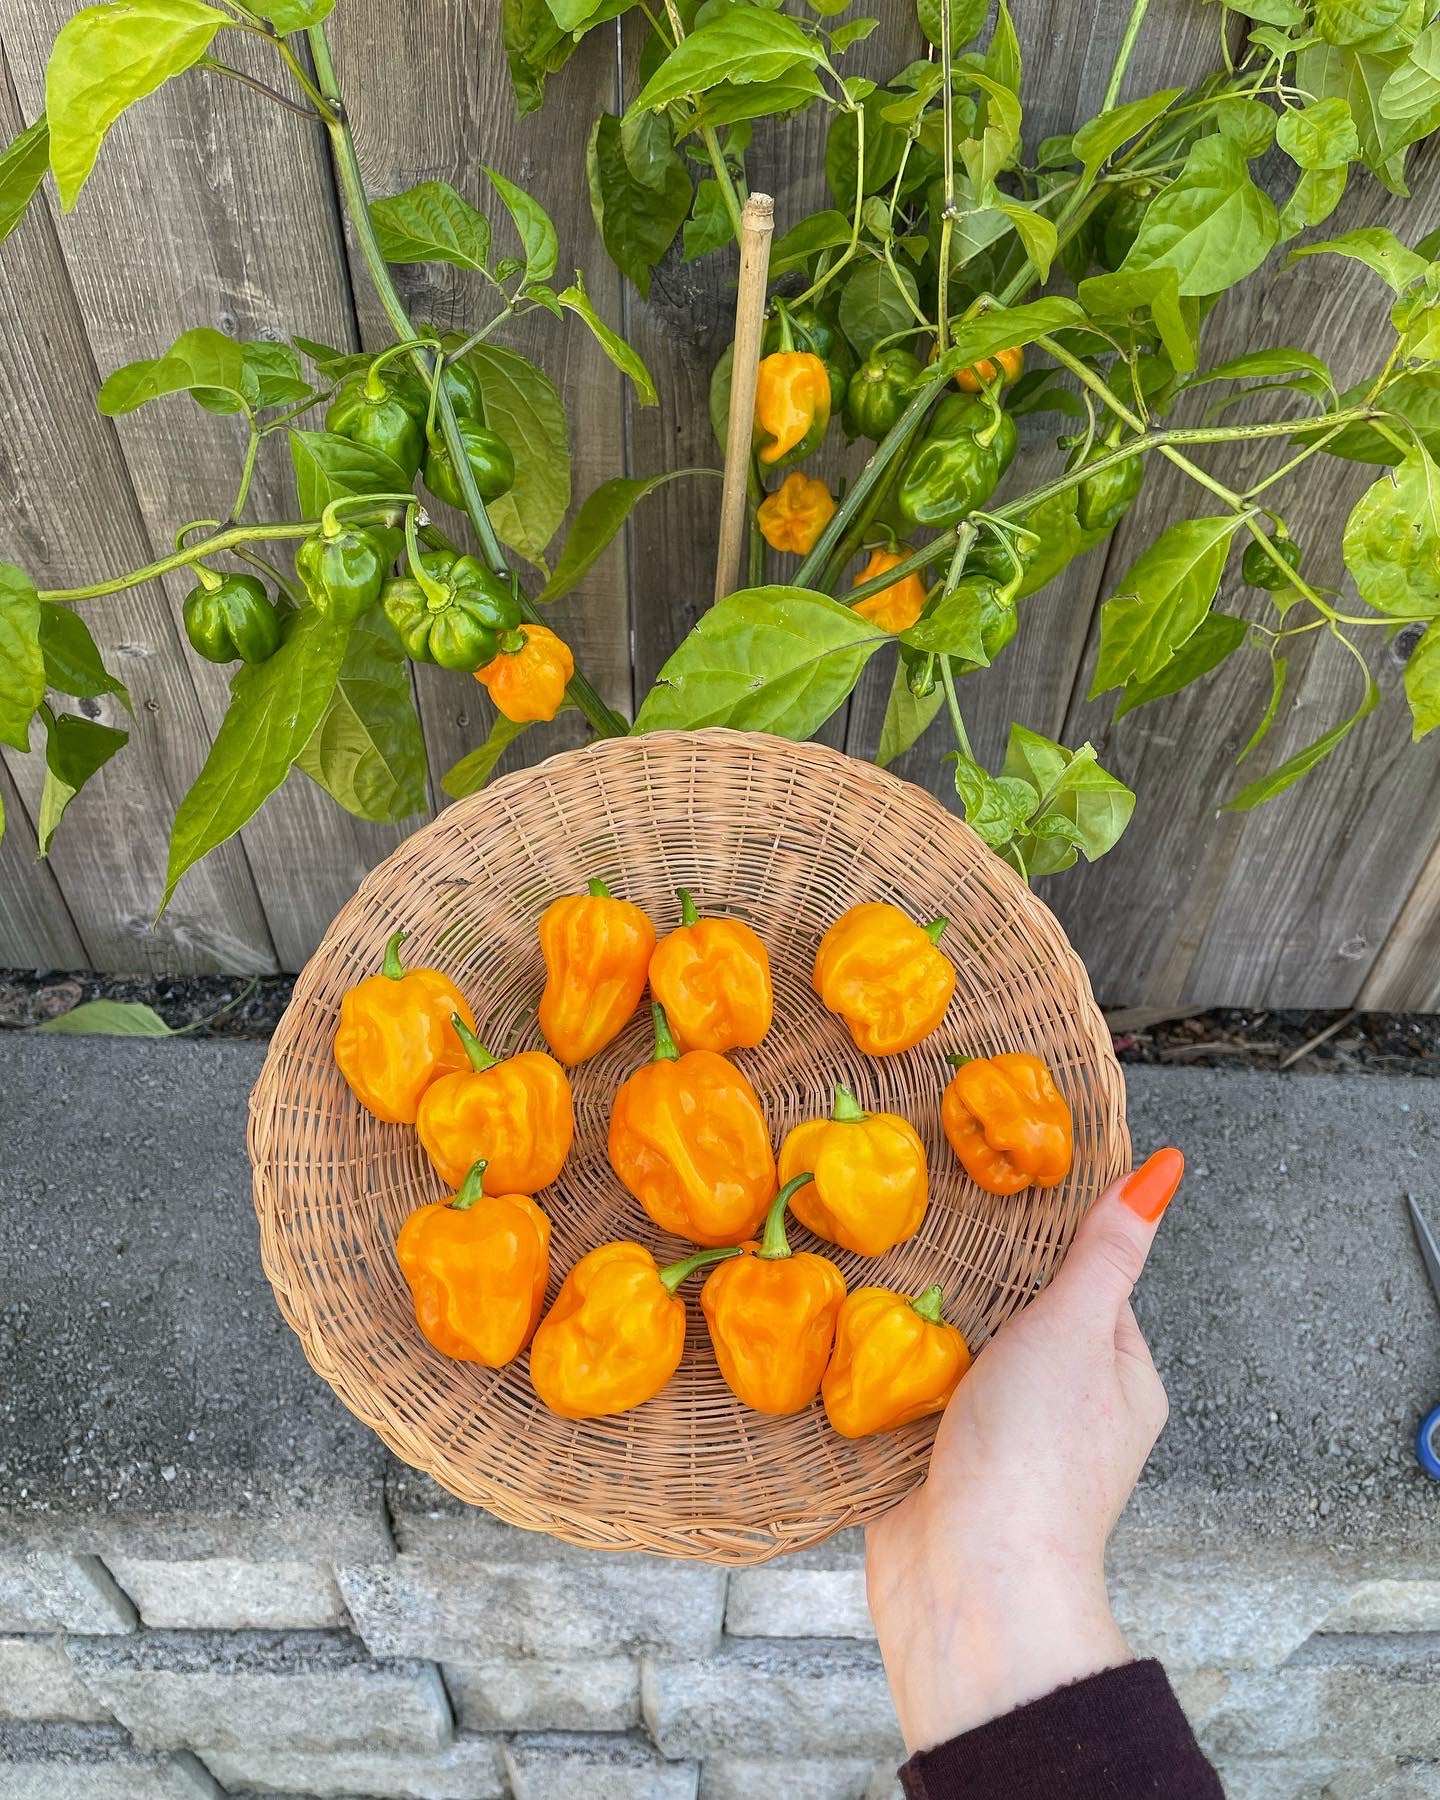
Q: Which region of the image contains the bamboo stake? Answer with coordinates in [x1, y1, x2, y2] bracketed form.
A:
[714, 192, 774, 603]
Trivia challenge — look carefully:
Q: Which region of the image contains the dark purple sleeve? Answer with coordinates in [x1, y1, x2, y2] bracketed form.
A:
[898, 1660, 1225, 1800]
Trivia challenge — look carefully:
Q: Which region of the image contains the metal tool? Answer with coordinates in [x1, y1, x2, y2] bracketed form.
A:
[1407, 1196, 1440, 1481]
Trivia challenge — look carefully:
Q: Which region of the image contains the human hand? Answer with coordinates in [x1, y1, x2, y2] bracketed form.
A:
[865, 1147, 1184, 1753]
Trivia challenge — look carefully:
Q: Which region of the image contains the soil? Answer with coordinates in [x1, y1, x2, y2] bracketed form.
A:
[1, 969, 1436, 1074]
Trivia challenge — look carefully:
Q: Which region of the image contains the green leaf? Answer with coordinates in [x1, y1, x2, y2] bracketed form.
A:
[288, 429, 412, 517]
[37, 999, 172, 1037]
[900, 585, 990, 660]
[838, 259, 921, 360]
[1314, 0, 1412, 46]
[709, 341, 734, 454]
[556, 271, 658, 405]
[931, 297, 1088, 383]
[464, 343, 570, 566]
[46, 0, 228, 210]
[1342, 447, 1440, 617]
[240, 340, 310, 409]
[37, 602, 131, 713]
[253, 0, 334, 27]
[1225, 673, 1380, 809]
[1244, 0, 1304, 21]
[1001, 728, 1135, 874]
[985, 0, 1021, 91]
[1276, 95, 1361, 167]
[1297, 41, 1418, 196]
[915, 0, 988, 49]
[687, 71, 826, 130]
[0, 114, 50, 245]
[587, 112, 690, 299]
[1239, 655, 1288, 763]
[163, 605, 351, 911]
[1077, 267, 1196, 374]
[97, 326, 248, 416]
[831, 18, 879, 51]
[295, 606, 427, 823]
[1216, 95, 1277, 155]
[442, 713, 532, 798]
[1379, 25, 1440, 122]
[370, 181, 491, 273]
[1093, 516, 1239, 693]
[539, 470, 718, 604]
[877, 663, 942, 768]
[619, 108, 677, 190]
[1403, 620, 1440, 738]
[502, 0, 579, 115]
[1114, 612, 1249, 717]
[682, 178, 733, 261]
[484, 164, 558, 282]
[1186, 346, 1334, 390]
[992, 201, 1057, 282]
[630, 11, 823, 113]
[950, 753, 1038, 848]
[37, 705, 128, 855]
[1279, 165, 1349, 235]
[1307, 370, 1440, 463]
[0, 564, 45, 752]
[1288, 225, 1429, 292]
[1072, 87, 1184, 182]
[1121, 134, 1278, 298]
[633, 586, 890, 736]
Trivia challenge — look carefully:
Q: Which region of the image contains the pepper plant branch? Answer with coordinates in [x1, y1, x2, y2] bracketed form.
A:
[1102, 0, 1153, 111]
[201, 58, 322, 120]
[936, 0, 957, 353]
[939, 656, 973, 760]
[660, 0, 744, 241]
[230, 422, 261, 521]
[39, 523, 316, 601]
[306, 22, 629, 740]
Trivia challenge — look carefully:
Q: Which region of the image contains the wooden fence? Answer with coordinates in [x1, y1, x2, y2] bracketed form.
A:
[3, 1, 1439, 1007]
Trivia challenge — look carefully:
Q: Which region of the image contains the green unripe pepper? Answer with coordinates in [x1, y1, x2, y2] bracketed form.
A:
[182, 569, 281, 665]
[897, 394, 1018, 529]
[382, 550, 521, 671]
[325, 369, 426, 477]
[423, 420, 516, 509]
[1242, 534, 1302, 590]
[1074, 442, 1144, 535]
[296, 526, 394, 625]
[844, 348, 924, 440]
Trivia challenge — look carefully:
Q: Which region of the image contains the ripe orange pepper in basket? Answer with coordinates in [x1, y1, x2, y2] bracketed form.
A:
[333, 928, 476, 1124]
[608, 1003, 777, 1247]
[538, 878, 656, 1066]
[395, 1158, 551, 1366]
[648, 888, 773, 1054]
[416, 1013, 574, 1193]
[941, 1051, 1074, 1195]
[778, 1083, 928, 1257]
[822, 1284, 971, 1439]
[813, 902, 957, 1056]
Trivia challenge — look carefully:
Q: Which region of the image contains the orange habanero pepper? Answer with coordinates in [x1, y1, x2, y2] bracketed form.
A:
[701, 1172, 846, 1415]
[753, 350, 831, 467]
[395, 1158, 551, 1366]
[648, 888, 773, 1055]
[941, 1052, 1073, 1195]
[955, 344, 1024, 393]
[851, 545, 928, 634]
[416, 1014, 574, 1194]
[538, 878, 656, 1067]
[813, 903, 957, 1056]
[474, 623, 574, 724]
[778, 1083, 928, 1257]
[822, 1283, 971, 1438]
[530, 1240, 740, 1419]
[608, 1003, 777, 1247]
[334, 928, 476, 1124]
[757, 471, 836, 554]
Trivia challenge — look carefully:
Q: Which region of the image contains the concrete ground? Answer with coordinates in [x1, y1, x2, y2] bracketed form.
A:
[0, 1037, 1438, 1799]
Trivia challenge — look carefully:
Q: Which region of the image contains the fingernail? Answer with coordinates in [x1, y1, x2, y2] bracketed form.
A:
[1120, 1147, 1185, 1222]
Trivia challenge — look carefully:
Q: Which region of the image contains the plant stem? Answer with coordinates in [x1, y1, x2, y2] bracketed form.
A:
[306, 22, 628, 740]
[936, 0, 957, 352]
[1103, 0, 1153, 110]
[796, 103, 866, 308]
[39, 523, 315, 602]
[230, 422, 261, 521]
[201, 57, 322, 120]
[661, 0, 744, 239]
[844, 532, 958, 606]
[940, 656, 972, 759]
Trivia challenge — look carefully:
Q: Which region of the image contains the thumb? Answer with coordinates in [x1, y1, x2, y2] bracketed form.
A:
[1046, 1146, 1184, 1323]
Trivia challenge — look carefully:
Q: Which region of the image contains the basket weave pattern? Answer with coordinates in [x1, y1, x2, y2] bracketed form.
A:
[249, 729, 1127, 1563]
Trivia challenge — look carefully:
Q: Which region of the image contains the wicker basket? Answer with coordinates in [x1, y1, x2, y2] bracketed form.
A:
[249, 728, 1127, 1563]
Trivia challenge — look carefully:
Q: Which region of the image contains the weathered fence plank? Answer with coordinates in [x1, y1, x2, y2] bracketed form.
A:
[0, 759, 86, 970]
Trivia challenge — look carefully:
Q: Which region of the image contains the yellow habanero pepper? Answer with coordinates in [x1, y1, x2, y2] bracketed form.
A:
[530, 1240, 741, 1420]
[851, 545, 928, 634]
[334, 928, 476, 1124]
[538, 878, 657, 1067]
[778, 1083, 928, 1257]
[395, 1159, 551, 1366]
[757, 471, 836, 554]
[753, 350, 831, 467]
[813, 902, 957, 1056]
[822, 1284, 971, 1438]
[416, 1014, 574, 1194]
[941, 1051, 1074, 1195]
[648, 888, 773, 1055]
[701, 1172, 846, 1416]
[474, 623, 575, 724]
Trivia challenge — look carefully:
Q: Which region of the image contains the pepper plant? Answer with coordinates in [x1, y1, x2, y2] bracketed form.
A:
[4, 0, 1440, 907]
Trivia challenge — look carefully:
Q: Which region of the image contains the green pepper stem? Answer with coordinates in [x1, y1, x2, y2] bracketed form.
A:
[320, 492, 416, 537]
[677, 888, 700, 928]
[194, 563, 224, 593]
[381, 929, 408, 980]
[587, 877, 612, 898]
[758, 1172, 815, 1262]
[366, 337, 437, 400]
[945, 1053, 972, 1070]
[652, 1002, 681, 1064]
[406, 508, 451, 609]
[831, 1083, 866, 1124]
[452, 1013, 499, 1073]
[910, 1284, 947, 1325]
[924, 916, 948, 945]
[498, 628, 528, 655]
[658, 1245, 744, 1295]
[451, 1160, 488, 1211]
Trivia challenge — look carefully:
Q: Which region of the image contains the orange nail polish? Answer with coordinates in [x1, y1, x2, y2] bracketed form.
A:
[1120, 1147, 1184, 1222]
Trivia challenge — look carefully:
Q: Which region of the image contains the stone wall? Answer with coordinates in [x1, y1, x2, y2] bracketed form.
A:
[2, 1039, 1438, 1799]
